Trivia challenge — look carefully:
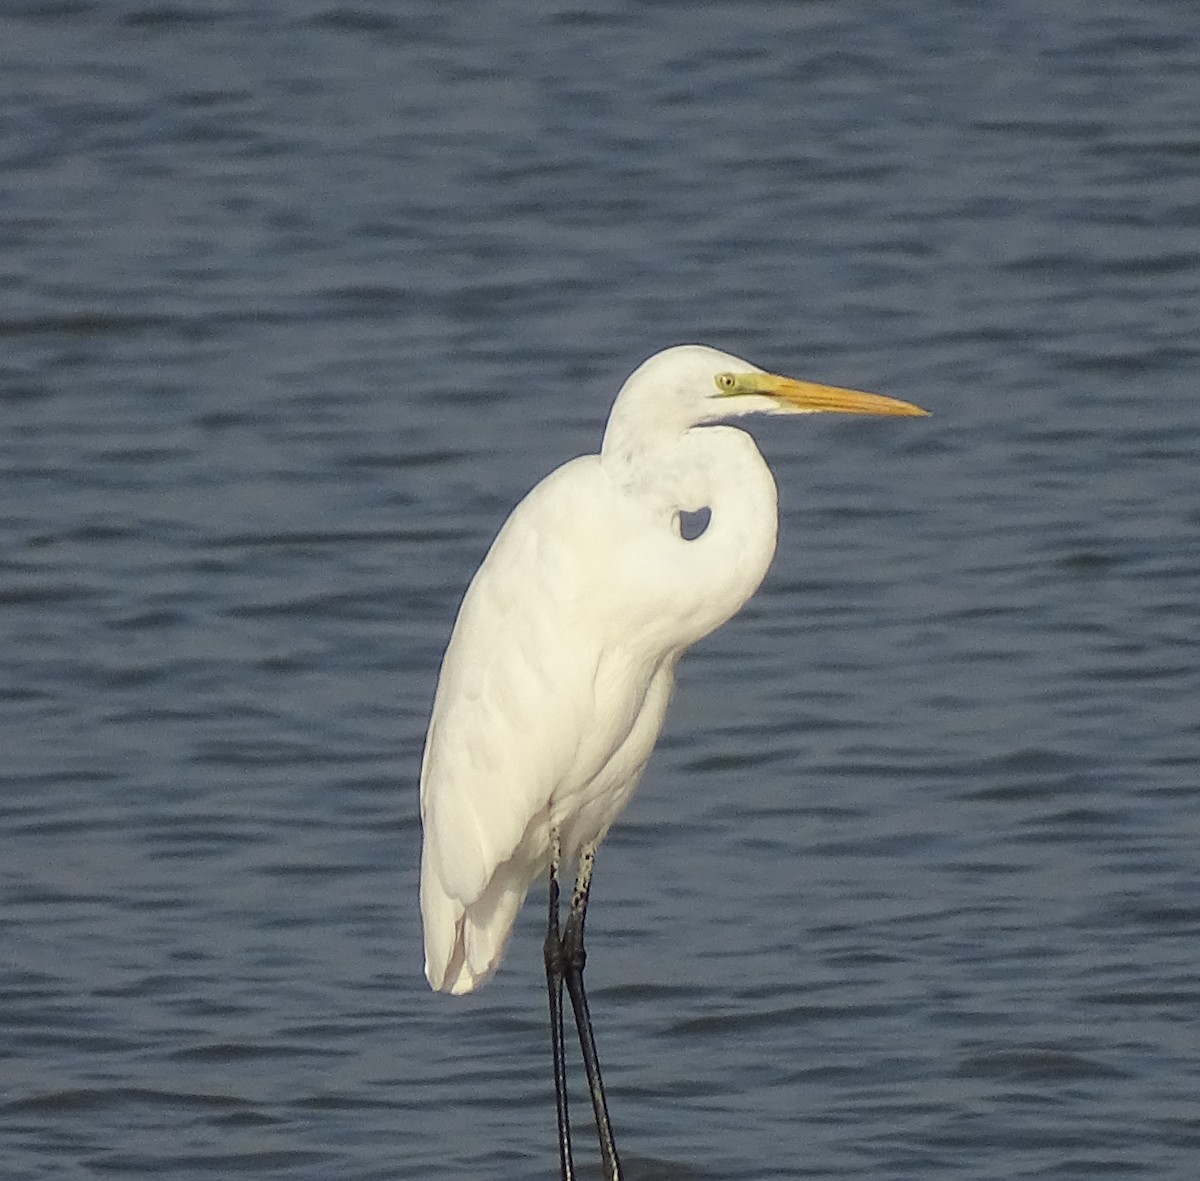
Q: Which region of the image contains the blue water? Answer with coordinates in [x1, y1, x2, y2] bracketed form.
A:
[3, 2, 1200, 1178]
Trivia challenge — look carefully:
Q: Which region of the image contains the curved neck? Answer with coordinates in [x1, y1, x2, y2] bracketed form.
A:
[600, 424, 780, 651]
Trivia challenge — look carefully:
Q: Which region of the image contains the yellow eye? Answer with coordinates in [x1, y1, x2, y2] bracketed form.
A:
[714, 373, 737, 392]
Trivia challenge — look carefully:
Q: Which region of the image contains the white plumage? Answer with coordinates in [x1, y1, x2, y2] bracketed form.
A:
[419, 345, 927, 995]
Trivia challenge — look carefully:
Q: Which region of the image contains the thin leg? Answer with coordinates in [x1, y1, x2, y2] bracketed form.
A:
[544, 830, 574, 1181]
[562, 844, 623, 1181]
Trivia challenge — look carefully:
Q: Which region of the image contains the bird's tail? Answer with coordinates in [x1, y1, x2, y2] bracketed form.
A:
[421, 858, 528, 995]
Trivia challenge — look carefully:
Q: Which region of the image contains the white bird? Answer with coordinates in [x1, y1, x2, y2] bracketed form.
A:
[419, 344, 927, 1180]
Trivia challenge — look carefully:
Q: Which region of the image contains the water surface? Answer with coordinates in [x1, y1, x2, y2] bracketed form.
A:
[3, 3, 1200, 1178]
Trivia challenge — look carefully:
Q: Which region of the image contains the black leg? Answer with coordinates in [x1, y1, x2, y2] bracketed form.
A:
[562, 845, 623, 1181]
[544, 833, 574, 1181]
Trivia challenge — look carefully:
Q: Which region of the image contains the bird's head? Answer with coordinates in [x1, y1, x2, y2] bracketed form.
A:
[603, 344, 927, 459]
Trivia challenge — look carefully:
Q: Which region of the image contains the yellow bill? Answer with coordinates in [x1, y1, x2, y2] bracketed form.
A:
[717, 371, 929, 417]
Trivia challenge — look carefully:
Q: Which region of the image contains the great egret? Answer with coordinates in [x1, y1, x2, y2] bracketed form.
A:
[420, 344, 927, 1180]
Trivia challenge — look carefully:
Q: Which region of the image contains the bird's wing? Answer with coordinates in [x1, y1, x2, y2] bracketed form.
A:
[420, 457, 663, 989]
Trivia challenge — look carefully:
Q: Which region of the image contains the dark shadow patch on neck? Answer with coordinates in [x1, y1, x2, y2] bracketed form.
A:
[677, 506, 711, 541]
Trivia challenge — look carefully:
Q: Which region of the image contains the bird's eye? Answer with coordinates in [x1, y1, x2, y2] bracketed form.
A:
[714, 373, 737, 392]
